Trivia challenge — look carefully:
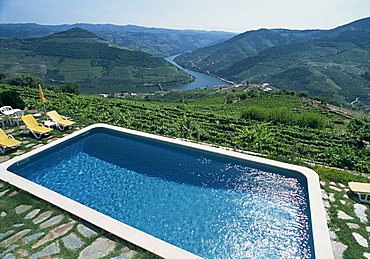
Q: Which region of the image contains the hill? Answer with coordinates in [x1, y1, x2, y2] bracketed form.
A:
[175, 28, 322, 73]
[0, 23, 235, 56]
[175, 17, 370, 107]
[0, 28, 193, 93]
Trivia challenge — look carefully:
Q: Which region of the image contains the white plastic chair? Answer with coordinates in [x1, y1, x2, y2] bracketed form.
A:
[11, 110, 24, 126]
[0, 106, 13, 114]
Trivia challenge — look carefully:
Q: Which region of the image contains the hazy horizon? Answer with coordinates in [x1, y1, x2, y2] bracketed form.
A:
[1, 0, 369, 33]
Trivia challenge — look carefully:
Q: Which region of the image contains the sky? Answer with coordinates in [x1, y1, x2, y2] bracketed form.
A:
[0, 0, 369, 32]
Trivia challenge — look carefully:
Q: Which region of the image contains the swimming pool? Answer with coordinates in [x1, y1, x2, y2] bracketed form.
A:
[0, 124, 333, 258]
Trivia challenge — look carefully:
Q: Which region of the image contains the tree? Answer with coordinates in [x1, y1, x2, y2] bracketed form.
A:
[0, 91, 26, 109]
[60, 82, 80, 94]
[4, 74, 39, 88]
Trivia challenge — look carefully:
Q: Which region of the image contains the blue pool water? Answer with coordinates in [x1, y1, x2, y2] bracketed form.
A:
[10, 128, 313, 258]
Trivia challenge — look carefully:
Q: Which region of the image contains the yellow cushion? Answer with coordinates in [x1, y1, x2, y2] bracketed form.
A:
[349, 182, 370, 194]
[57, 119, 75, 126]
[31, 125, 52, 134]
[0, 138, 21, 148]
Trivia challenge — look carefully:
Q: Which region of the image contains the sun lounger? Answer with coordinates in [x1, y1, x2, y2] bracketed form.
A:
[0, 128, 21, 154]
[348, 182, 370, 204]
[22, 114, 52, 139]
[46, 110, 75, 131]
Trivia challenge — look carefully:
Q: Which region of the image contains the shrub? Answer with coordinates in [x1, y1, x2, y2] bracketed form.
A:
[0, 91, 26, 109]
[296, 112, 326, 128]
[314, 166, 369, 184]
[241, 106, 266, 120]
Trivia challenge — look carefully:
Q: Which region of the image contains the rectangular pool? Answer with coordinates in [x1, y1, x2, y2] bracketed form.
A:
[0, 124, 333, 258]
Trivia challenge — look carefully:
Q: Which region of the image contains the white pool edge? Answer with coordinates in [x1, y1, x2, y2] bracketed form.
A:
[0, 123, 334, 259]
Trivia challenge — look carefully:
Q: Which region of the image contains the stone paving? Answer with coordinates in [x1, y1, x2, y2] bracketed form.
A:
[321, 181, 370, 259]
[0, 181, 154, 259]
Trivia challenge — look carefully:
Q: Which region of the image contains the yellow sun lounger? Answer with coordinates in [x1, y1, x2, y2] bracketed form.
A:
[0, 128, 21, 154]
[348, 182, 370, 204]
[46, 110, 75, 131]
[22, 114, 52, 139]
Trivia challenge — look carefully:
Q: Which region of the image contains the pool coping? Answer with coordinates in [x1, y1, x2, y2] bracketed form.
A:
[0, 123, 334, 259]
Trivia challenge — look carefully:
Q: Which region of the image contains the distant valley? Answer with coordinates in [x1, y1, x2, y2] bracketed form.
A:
[0, 28, 193, 93]
[175, 17, 370, 107]
[0, 23, 235, 57]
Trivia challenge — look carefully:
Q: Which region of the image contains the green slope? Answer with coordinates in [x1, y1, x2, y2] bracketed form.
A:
[175, 28, 321, 73]
[175, 17, 370, 106]
[220, 30, 370, 104]
[0, 28, 193, 93]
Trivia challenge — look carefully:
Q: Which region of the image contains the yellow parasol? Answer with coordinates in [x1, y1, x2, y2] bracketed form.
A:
[38, 83, 47, 103]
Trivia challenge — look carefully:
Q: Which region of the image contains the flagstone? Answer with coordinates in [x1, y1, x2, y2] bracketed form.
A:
[366, 226, 370, 232]
[8, 191, 18, 197]
[329, 193, 335, 202]
[33, 211, 53, 224]
[338, 183, 346, 188]
[0, 230, 15, 241]
[364, 252, 370, 259]
[23, 232, 45, 243]
[0, 244, 19, 258]
[330, 182, 336, 186]
[2, 254, 16, 259]
[12, 223, 24, 228]
[32, 221, 74, 249]
[339, 200, 346, 205]
[331, 240, 347, 259]
[4, 129, 14, 134]
[77, 224, 97, 238]
[39, 215, 65, 229]
[320, 181, 326, 186]
[346, 223, 360, 229]
[329, 230, 337, 240]
[354, 203, 368, 223]
[1, 229, 31, 248]
[62, 233, 84, 250]
[25, 209, 40, 220]
[32, 144, 44, 150]
[329, 185, 342, 192]
[321, 189, 329, 200]
[78, 237, 116, 259]
[16, 249, 29, 257]
[13, 150, 25, 156]
[29, 242, 60, 259]
[352, 232, 368, 247]
[0, 156, 10, 163]
[323, 200, 330, 208]
[112, 250, 137, 259]
[0, 189, 9, 197]
[15, 204, 32, 214]
[25, 143, 36, 148]
[337, 210, 353, 220]
[0, 211, 7, 217]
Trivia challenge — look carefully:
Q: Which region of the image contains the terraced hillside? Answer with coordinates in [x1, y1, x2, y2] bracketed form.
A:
[0, 28, 193, 93]
[175, 17, 370, 107]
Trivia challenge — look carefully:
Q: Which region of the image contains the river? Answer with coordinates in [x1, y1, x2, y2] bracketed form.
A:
[165, 55, 229, 90]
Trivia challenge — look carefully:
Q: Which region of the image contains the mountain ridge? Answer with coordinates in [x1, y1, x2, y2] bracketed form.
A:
[0, 28, 193, 93]
[175, 17, 370, 107]
[0, 23, 236, 56]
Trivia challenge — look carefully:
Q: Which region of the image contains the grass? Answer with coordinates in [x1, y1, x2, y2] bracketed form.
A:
[315, 167, 370, 259]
